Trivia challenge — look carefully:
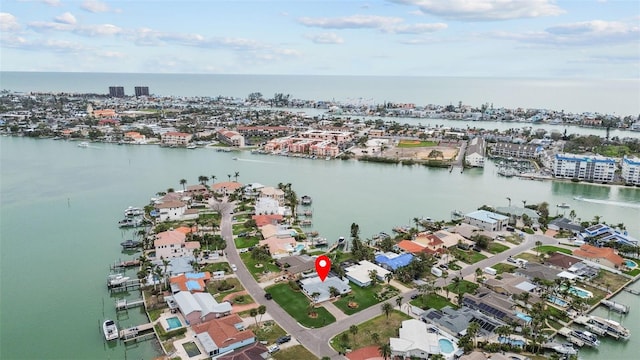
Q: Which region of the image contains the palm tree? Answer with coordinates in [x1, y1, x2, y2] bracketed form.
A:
[258, 305, 266, 324]
[311, 292, 320, 303]
[371, 332, 380, 344]
[198, 175, 209, 186]
[250, 308, 259, 327]
[522, 200, 527, 208]
[234, 171, 240, 182]
[467, 321, 480, 348]
[381, 302, 393, 321]
[369, 269, 378, 287]
[349, 325, 358, 345]
[378, 343, 391, 360]
[179, 178, 187, 191]
[384, 272, 393, 284]
[210, 175, 216, 185]
[495, 325, 511, 344]
[395, 295, 403, 309]
[506, 197, 511, 207]
[227, 174, 231, 182]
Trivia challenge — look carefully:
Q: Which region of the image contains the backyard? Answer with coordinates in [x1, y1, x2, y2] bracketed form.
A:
[410, 293, 454, 310]
[249, 320, 287, 344]
[330, 310, 412, 353]
[208, 278, 245, 301]
[487, 242, 510, 254]
[266, 283, 336, 328]
[333, 284, 399, 315]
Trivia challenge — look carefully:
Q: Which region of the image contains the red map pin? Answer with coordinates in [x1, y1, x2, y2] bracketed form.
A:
[315, 255, 331, 282]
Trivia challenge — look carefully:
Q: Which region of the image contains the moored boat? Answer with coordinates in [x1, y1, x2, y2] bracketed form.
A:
[107, 274, 130, 288]
[124, 206, 144, 217]
[120, 239, 142, 249]
[103, 319, 119, 341]
[557, 203, 571, 209]
[570, 329, 600, 347]
[587, 315, 630, 340]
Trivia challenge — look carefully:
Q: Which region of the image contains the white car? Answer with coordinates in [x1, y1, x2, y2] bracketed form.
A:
[268, 344, 280, 354]
[230, 264, 237, 272]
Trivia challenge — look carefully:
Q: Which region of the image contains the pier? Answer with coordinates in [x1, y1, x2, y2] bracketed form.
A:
[108, 279, 141, 292]
[110, 259, 141, 270]
[116, 298, 145, 311]
[600, 299, 629, 314]
[557, 327, 585, 347]
[120, 322, 155, 342]
[624, 288, 640, 295]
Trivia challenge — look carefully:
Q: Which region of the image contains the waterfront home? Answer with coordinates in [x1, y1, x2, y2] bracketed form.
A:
[462, 289, 525, 325]
[185, 184, 209, 197]
[275, 255, 315, 275]
[433, 230, 469, 248]
[251, 214, 283, 227]
[254, 197, 282, 215]
[490, 142, 541, 159]
[193, 314, 256, 357]
[390, 319, 459, 359]
[621, 156, 640, 185]
[579, 223, 638, 247]
[413, 233, 445, 255]
[154, 200, 188, 222]
[169, 291, 232, 325]
[217, 341, 268, 360]
[154, 230, 201, 259]
[483, 274, 540, 303]
[395, 240, 427, 254]
[422, 306, 508, 337]
[344, 260, 391, 287]
[243, 183, 265, 198]
[169, 272, 211, 293]
[216, 129, 245, 147]
[161, 131, 192, 146]
[553, 153, 616, 183]
[547, 217, 584, 235]
[375, 252, 414, 271]
[259, 186, 285, 205]
[514, 263, 561, 282]
[258, 235, 297, 258]
[546, 252, 585, 270]
[300, 275, 351, 303]
[463, 210, 509, 232]
[573, 244, 624, 269]
[123, 131, 146, 144]
[465, 137, 486, 168]
[212, 181, 243, 197]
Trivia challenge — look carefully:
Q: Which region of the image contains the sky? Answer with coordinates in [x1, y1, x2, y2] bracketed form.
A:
[1, 0, 639, 78]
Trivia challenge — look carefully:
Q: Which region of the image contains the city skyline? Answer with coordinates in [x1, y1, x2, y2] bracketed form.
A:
[1, 0, 638, 78]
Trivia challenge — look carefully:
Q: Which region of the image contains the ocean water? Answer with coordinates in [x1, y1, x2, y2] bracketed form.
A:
[1, 72, 639, 116]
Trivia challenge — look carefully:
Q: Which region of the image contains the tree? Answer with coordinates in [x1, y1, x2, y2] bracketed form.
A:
[329, 286, 340, 298]
[371, 332, 380, 344]
[234, 171, 240, 182]
[378, 343, 392, 360]
[467, 321, 480, 348]
[258, 305, 266, 325]
[311, 292, 320, 303]
[395, 295, 403, 308]
[198, 175, 209, 186]
[569, 209, 576, 222]
[384, 272, 393, 284]
[369, 269, 378, 287]
[349, 325, 358, 345]
[179, 178, 187, 191]
[211, 175, 217, 185]
[227, 174, 231, 182]
[381, 302, 393, 321]
[250, 308, 259, 328]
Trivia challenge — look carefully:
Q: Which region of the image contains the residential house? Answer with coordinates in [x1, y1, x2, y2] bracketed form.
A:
[276, 255, 316, 276]
[254, 197, 281, 215]
[553, 153, 616, 183]
[413, 233, 445, 255]
[344, 260, 391, 287]
[579, 223, 638, 247]
[259, 186, 285, 205]
[465, 137, 486, 167]
[390, 319, 458, 359]
[252, 214, 283, 227]
[155, 200, 188, 222]
[621, 156, 640, 185]
[375, 253, 414, 271]
[212, 181, 243, 196]
[463, 210, 508, 232]
[514, 263, 560, 282]
[299, 275, 351, 303]
[171, 291, 232, 325]
[154, 229, 201, 259]
[573, 244, 624, 269]
[545, 252, 584, 270]
[124, 131, 146, 144]
[432, 230, 469, 249]
[395, 240, 426, 254]
[258, 236, 297, 258]
[170, 272, 211, 293]
[462, 289, 525, 325]
[161, 131, 192, 146]
[421, 306, 508, 337]
[483, 273, 540, 304]
[216, 342, 268, 360]
[547, 217, 585, 235]
[194, 314, 256, 357]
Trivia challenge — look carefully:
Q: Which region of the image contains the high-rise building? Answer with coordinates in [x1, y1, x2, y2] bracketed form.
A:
[553, 153, 616, 183]
[109, 86, 125, 97]
[134, 86, 150, 97]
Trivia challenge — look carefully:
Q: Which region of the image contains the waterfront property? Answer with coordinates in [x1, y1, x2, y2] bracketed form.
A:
[572, 244, 624, 269]
[390, 319, 460, 359]
[299, 275, 351, 303]
[553, 153, 616, 183]
[578, 223, 638, 247]
[154, 229, 201, 259]
[465, 137, 486, 168]
[490, 142, 542, 159]
[167, 291, 232, 325]
[421, 306, 508, 338]
[375, 252, 414, 271]
[621, 156, 640, 185]
[169, 272, 212, 293]
[463, 210, 509, 232]
[344, 260, 390, 287]
[193, 314, 256, 357]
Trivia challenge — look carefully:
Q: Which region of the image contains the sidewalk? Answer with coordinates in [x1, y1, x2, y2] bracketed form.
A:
[321, 300, 349, 321]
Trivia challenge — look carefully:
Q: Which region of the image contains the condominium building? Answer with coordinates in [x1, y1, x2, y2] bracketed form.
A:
[553, 153, 616, 183]
[134, 86, 149, 97]
[621, 156, 640, 185]
[465, 137, 485, 167]
[108, 86, 125, 97]
[491, 142, 541, 158]
[161, 131, 193, 146]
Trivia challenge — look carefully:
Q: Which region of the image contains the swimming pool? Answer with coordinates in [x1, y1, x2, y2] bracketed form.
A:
[625, 259, 637, 269]
[515, 312, 532, 323]
[548, 296, 568, 307]
[166, 316, 182, 330]
[569, 286, 593, 299]
[295, 244, 305, 252]
[498, 336, 526, 347]
[438, 338, 455, 354]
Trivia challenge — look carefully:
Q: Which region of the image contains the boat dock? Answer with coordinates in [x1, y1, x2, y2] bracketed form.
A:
[116, 298, 145, 310]
[109, 279, 140, 292]
[600, 299, 629, 314]
[120, 322, 155, 342]
[557, 328, 585, 347]
[624, 288, 640, 295]
[573, 316, 607, 336]
[110, 259, 141, 270]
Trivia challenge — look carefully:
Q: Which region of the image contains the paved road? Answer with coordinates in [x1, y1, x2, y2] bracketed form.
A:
[212, 198, 556, 359]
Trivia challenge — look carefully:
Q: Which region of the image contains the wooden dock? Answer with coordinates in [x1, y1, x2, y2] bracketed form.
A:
[557, 327, 585, 347]
[116, 298, 145, 311]
[624, 288, 640, 295]
[120, 322, 155, 342]
[109, 279, 140, 293]
[110, 259, 141, 270]
[600, 299, 629, 314]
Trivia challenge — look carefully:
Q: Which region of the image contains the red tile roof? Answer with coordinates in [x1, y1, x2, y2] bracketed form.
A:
[193, 314, 255, 349]
[397, 240, 426, 253]
[252, 214, 283, 227]
[217, 342, 268, 360]
[573, 244, 623, 267]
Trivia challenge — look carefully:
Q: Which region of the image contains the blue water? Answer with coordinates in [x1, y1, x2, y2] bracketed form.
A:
[515, 312, 532, 323]
[439, 338, 454, 353]
[295, 244, 305, 252]
[548, 296, 569, 307]
[625, 260, 637, 269]
[167, 317, 182, 330]
[499, 336, 526, 347]
[569, 286, 593, 299]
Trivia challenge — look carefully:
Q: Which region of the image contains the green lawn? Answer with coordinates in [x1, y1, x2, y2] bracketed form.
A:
[273, 345, 317, 360]
[249, 320, 287, 344]
[334, 284, 399, 315]
[208, 278, 245, 301]
[447, 280, 479, 294]
[487, 242, 510, 254]
[410, 293, 454, 310]
[450, 248, 487, 264]
[234, 235, 260, 249]
[330, 310, 412, 353]
[535, 246, 572, 255]
[266, 283, 336, 328]
[492, 263, 518, 274]
[240, 252, 281, 281]
[202, 262, 231, 274]
[397, 140, 438, 148]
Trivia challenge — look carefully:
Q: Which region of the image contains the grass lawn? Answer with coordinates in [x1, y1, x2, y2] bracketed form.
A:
[334, 284, 399, 315]
[202, 262, 231, 274]
[330, 310, 412, 353]
[505, 235, 523, 245]
[397, 140, 438, 148]
[410, 293, 454, 310]
[592, 268, 632, 290]
[234, 235, 260, 249]
[273, 345, 316, 360]
[487, 242, 510, 254]
[447, 280, 479, 294]
[249, 320, 287, 344]
[208, 278, 245, 301]
[240, 252, 281, 281]
[266, 283, 336, 328]
[492, 263, 518, 274]
[451, 248, 487, 264]
[515, 253, 541, 263]
[535, 246, 572, 255]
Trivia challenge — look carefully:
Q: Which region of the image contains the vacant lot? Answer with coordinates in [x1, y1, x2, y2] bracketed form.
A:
[397, 140, 438, 148]
[410, 293, 454, 310]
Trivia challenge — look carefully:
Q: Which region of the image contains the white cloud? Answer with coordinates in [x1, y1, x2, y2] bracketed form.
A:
[75, 24, 122, 36]
[0, 13, 21, 31]
[389, 0, 565, 21]
[18, 0, 61, 6]
[54, 12, 77, 25]
[95, 50, 126, 59]
[304, 32, 345, 44]
[493, 19, 640, 45]
[81, 0, 110, 13]
[384, 22, 447, 34]
[298, 15, 403, 29]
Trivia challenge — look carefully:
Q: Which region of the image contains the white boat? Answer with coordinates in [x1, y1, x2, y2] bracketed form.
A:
[124, 206, 144, 217]
[107, 274, 130, 288]
[571, 329, 600, 347]
[186, 144, 197, 149]
[587, 315, 630, 340]
[118, 218, 143, 228]
[78, 141, 89, 148]
[557, 203, 571, 209]
[103, 319, 119, 341]
[548, 343, 577, 355]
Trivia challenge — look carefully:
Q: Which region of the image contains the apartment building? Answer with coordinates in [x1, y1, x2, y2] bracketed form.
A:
[553, 153, 616, 183]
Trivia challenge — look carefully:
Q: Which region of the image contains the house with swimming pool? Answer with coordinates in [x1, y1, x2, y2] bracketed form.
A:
[390, 319, 461, 359]
[193, 314, 256, 357]
[167, 291, 232, 325]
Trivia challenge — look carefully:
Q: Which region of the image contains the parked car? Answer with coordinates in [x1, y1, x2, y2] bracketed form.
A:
[265, 292, 273, 300]
[507, 257, 517, 264]
[410, 294, 419, 300]
[268, 344, 280, 354]
[438, 264, 449, 270]
[276, 335, 292, 344]
[230, 264, 238, 272]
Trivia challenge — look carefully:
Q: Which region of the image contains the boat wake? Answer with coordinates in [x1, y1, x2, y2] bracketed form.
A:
[573, 196, 640, 209]
[235, 158, 278, 164]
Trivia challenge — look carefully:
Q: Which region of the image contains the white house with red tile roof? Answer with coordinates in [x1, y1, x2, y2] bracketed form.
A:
[573, 244, 624, 269]
[161, 131, 192, 146]
[194, 314, 256, 357]
[259, 236, 297, 258]
[154, 229, 201, 259]
[216, 129, 245, 147]
[211, 181, 243, 196]
[155, 200, 188, 222]
[259, 186, 285, 205]
[413, 233, 445, 255]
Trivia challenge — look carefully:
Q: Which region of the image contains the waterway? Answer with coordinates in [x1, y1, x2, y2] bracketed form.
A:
[1, 137, 638, 359]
